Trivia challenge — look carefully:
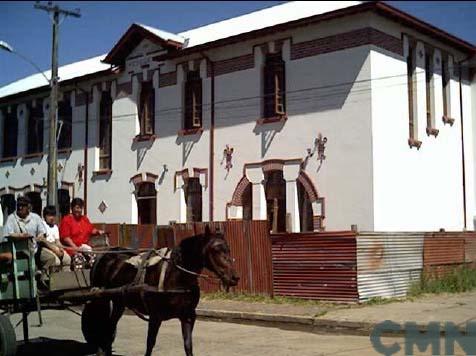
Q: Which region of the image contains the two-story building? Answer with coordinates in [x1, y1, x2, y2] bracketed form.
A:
[1, 1, 475, 232]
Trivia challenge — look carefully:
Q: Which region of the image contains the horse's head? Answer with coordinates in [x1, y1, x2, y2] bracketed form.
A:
[202, 226, 239, 288]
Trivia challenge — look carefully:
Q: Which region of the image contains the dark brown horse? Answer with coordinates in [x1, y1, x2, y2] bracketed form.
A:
[81, 226, 239, 356]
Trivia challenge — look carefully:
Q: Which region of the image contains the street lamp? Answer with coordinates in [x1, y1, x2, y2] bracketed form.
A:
[0, 40, 58, 212]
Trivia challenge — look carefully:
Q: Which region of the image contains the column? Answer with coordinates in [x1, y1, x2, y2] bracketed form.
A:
[283, 162, 301, 233]
[176, 174, 187, 223]
[245, 166, 267, 220]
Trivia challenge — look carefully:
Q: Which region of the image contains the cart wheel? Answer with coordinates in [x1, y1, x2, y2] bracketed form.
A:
[81, 300, 116, 351]
[0, 315, 16, 356]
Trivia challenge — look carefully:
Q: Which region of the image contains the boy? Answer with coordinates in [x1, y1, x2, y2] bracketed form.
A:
[40, 205, 71, 271]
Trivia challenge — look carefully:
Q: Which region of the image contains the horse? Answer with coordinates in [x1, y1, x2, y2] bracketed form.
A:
[81, 225, 239, 356]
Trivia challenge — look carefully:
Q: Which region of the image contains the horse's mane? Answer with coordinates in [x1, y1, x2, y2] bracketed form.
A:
[171, 234, 209, 271]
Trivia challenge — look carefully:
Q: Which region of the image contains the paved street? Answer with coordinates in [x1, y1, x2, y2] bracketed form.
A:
[12, 309, 466, 356]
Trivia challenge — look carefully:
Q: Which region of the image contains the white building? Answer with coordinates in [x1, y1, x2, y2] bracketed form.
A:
[1, 1, 475, 232]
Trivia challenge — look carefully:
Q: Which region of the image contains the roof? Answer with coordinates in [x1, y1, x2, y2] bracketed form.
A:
[0, 54, 110, 101]
[177, 1, 363, 48]
[102, 23, 184, 65]
[2, 1, 475, 101]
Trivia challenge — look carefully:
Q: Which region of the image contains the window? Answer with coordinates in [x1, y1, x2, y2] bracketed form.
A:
[137, 182, 157, 225]
[425, 52, 437, 136]
[264, 170, 286, 233]
[442, 58, 450, 118]
[1, 194, 16, 223]
[27, 104, 44, 155]
[185, 177, 202, 222]
[58, 99, 72, 150]
[139, 81, 155, 136]
[184, 71, 202, 130]
[2, 107, 18, 158]
[263, 53, 286, 119]
[406, 43, 420, 148]
[26, 192, 42, 216]
[242, 183, 252, 221]
[297, 182, 314, 232]
[57, 189, 71, 217]
[99, 91, 113, 170]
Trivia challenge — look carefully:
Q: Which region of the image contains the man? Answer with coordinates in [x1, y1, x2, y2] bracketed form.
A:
[2, 196, 55, 285]
[60, 198, 104, 267]
[41, 205, 71, 271]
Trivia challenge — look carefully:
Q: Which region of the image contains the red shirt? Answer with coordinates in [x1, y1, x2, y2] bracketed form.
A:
[59, 214, 94, 255]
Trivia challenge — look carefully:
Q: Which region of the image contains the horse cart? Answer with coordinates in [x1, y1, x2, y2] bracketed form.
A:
[0, 235, 123, 355]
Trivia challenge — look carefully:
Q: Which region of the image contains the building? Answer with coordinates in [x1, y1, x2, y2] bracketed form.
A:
[1, 1, 475, 232]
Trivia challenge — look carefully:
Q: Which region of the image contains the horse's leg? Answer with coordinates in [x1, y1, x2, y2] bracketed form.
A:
[106, 301, 125, 353]
[180, 314, 196, 356]
[145, 316, 161, 356]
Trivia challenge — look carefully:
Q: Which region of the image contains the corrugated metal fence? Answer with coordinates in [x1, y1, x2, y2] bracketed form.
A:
[271, 231, 358, 302]
[357, 233, 423, 301]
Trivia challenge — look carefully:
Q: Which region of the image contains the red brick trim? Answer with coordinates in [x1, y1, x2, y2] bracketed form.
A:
[174, 169, 190, 191]
[291, 27, 403, 60]
[297, 171, 319, 203]
[178, 128, 203, 136]
[256, 115, 287, 125]
[133, 134, 158, 143]
[206, 54, 255, 77]
[159, 71, 177, 88]
[230, 176, 251, 206]
[129, 172, 158, 186]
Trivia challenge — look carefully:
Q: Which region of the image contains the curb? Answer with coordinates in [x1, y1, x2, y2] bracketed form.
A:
[196, 309, 467, 336]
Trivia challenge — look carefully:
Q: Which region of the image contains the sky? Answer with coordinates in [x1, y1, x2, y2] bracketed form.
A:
[1, 1, 475, 88]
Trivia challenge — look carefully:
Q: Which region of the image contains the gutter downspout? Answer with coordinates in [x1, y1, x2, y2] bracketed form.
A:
[201, 52, 215, 222]
[456, 55, 473, 230]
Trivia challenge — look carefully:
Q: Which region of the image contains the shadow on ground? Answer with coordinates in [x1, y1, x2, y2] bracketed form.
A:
[17, 337, 124, 356]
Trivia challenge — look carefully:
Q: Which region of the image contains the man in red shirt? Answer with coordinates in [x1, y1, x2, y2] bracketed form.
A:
[60, 198, 104, 256]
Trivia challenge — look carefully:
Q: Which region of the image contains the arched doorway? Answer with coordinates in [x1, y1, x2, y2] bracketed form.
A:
[57, 189, 71, 217]
[264, 170, 286, 233]
[1, 194, 16, 223]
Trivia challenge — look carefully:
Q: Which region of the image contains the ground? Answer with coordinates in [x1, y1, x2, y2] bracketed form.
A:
[12, 309, 466, 356]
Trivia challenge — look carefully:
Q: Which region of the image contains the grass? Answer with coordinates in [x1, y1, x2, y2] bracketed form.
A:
[201, 291, 340, 308]
[409, 265, 476, 297]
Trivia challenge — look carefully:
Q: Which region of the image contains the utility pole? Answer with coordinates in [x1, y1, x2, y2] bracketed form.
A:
[34, 2, 80, 212]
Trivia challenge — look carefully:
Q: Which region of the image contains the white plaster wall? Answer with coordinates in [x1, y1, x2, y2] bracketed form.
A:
[370, 48, 467, 231]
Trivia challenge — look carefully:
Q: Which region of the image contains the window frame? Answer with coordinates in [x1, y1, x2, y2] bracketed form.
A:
[138, 81, 155, 136]
[263, 53, 286, 120]
[27, 103, 44, 155]
[136, 182, 157, 225]
[99, 91, 113, 171]
[2, 107, 18, 159]
[184, 70, 203, 131]
[57, 99, 73, 150]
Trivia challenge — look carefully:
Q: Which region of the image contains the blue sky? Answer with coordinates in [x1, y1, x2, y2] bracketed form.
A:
[1, 1, 475, 87]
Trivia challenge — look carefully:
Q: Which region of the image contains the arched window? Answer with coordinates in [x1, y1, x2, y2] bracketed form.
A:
[297, 182, 314, 232]
[137, 182, 157, 225]
[2, 107, 18, 158]
[185, 177, 202, 222]
[139, 81, 155, 136]
[58, 99, 72, 150]
[27, 104, 44, 154]
[1, 194, 16, 223]
[57, 189, 71, 217]
[242, 183, 252, 221]
[99, 91, 113, 170]
[26, 192, 42, 216]
[264, 170, 286, 233]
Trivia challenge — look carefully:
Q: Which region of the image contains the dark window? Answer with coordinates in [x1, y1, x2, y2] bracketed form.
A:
[99, 91, 113, 170]
[264, 170, 286, 233]
[425, 53, 433, 127]
[26, 192, 42, 216]
[185, 177, 202, 222]
[1, 194, 16, 223]
[442, 59, 450, 117]
[137, 182, 157, 225]
[27, 103, 44, 155]
[242, 183, 252, 221]
[297, 182, 314, 232]
[407, 44, 415, 139]
[2, 107, 18, 158]
[58, 99, 72, 150]
[139, 81, 155, 135]
[263, 53, 286, 119]
[184, 71, 202, 130]
[57, 189, 71, 217]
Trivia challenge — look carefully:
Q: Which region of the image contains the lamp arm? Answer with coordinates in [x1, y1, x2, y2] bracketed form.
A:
[12, 50, 51, 85]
